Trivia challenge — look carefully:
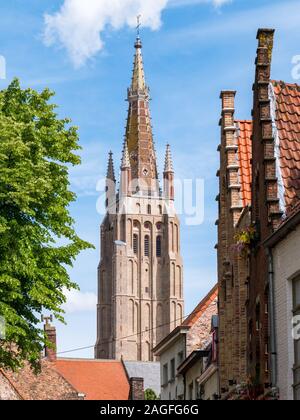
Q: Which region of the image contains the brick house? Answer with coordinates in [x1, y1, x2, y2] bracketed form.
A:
[248, 29, 300, 397]
[217, 94, 252, 396]
[217, 28, 300, 400]
[0, 320, 145, 400]
[0, 361, 81, 400]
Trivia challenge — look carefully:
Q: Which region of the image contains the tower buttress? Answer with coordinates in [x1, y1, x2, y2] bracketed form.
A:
[120, 141, 132, 197]
[164, 144, 175, 200]
[106, 151, 116, 212]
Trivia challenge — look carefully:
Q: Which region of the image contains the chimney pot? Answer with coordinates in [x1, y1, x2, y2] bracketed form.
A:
[129, 377, 144, 400]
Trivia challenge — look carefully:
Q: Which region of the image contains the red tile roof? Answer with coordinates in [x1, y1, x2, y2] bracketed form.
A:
[2, 361, 80, 400]
[272, 80, 300, 213]
[54, 359, 130, 401]
[182, 284, 218, 327]
[236, 120, 252, 207]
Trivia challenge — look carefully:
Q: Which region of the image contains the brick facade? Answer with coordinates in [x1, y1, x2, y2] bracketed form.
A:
[217, 92, 251, 396]
[248, 29, 279, 391]
[218, 28, 300, 399]
[129, 377, 145, 400]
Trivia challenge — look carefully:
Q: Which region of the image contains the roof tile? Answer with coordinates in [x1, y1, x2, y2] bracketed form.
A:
[54, 359, 130, 401]
[182, 284, 218, 327]
[272, 80, 300, 212]
[236, 120, 252, 207]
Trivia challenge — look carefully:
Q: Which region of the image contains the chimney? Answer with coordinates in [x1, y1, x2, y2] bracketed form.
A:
[220, 90, 242, 226]
[253, 29, 282, 230]
[129, 377, 144, 400]
[42, 315, 57, 362]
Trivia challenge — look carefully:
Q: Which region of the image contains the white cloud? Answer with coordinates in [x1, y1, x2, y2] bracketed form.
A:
[43, 0, 232, 67]
[169, 0, 231, 7]
[44, 0, 168, 68]
[63, 288, 97, 313]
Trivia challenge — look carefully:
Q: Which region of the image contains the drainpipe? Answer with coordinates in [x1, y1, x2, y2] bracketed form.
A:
[267, 248, 278, 394]
[183, 373, 186, 401]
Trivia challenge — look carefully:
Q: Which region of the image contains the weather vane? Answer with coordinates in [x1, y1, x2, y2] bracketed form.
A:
[136, 15, 142, 37]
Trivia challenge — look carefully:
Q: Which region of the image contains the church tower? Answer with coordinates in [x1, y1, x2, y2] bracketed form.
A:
[95, 34, 184, 362]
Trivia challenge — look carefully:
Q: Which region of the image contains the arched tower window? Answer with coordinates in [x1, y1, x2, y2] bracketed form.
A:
[175, 224, 179, 252]
[144, 235, 150, 257]
[156, 236, 162, 257]
[133, 234, 138, 255]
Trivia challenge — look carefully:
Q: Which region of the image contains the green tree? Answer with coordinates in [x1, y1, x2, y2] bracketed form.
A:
[0, 79, 93, 371]
[145, 388, 158, 400]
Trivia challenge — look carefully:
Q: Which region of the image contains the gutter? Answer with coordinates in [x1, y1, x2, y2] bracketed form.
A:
[266, 248, 278, 392]
[263, 206, 300, 398]
[263, 207, 300, 249]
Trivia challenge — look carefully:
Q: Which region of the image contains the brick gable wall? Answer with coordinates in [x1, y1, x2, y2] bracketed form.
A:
[248, 29, 279, 390]
[217, 92, 251, 396]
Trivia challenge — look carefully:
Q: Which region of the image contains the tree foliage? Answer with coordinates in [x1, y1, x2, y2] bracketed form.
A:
[0, 79, 93, 371]
[144, 388, 159, 400]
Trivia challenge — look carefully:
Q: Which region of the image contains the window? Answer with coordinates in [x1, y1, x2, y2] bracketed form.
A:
[212, 330, 217, 363]
[156, 236, 162, 257]
[163, 364, 168, 386]
[170, 358, 176, 381]
[256, 303, 260, 331]
[178, 351, 184, 366]
[133, 234, 138, 254]
[144, 235, 150, 257]
[158, 205, 162, 215]
[147, 204, 151, 215]
[188, 382, 194, 400]
[265, 359, 269, 373]
[293, 276, 300, 400]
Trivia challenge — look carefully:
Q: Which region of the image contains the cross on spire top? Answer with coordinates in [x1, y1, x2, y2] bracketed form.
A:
[136, 15, 142, 37]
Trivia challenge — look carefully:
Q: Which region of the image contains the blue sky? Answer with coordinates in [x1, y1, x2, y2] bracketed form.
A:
[1, 0, 300, 357]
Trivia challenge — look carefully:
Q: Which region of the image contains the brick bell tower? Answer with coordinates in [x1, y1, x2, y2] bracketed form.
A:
[95, 34, 184, 361]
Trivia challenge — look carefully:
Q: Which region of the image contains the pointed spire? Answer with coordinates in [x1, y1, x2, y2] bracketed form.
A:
[106, 151, 115, 182]
[131, 37, 147, 94]
[121, 141, 130, 169]
[125, 35, 158, 191]
[164, 144, 174, 173]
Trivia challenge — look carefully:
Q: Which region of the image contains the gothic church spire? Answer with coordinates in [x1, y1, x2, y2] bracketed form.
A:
[125, 36, 158, 191]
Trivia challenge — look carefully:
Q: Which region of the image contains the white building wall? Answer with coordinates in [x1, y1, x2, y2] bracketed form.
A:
[273, 224, 300, 400]
[159, 335, 186, 400]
